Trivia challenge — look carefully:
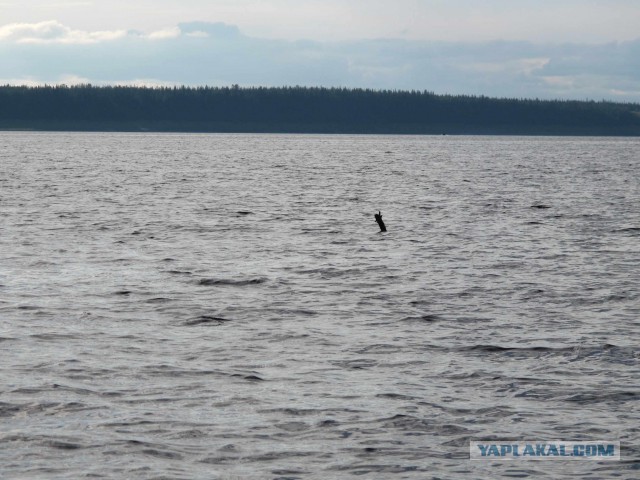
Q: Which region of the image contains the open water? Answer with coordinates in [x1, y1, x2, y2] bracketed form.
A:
[0, 133, 638, 479]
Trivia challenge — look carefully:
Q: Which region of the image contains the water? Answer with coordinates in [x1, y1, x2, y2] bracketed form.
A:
[1, 133, 638, 479]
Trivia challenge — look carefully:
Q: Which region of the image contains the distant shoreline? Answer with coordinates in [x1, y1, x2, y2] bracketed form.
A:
[2, 125, 639, 136]
[2, 85, 639, 136]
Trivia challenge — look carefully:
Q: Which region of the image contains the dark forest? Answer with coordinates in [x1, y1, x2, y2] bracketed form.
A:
[1, 85, 639, 135]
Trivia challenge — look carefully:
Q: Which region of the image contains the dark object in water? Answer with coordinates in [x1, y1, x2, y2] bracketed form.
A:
[374, 211, 387, 232]
[185, 316, 231, 326]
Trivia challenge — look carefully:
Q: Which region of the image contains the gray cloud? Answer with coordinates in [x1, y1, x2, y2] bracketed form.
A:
[1, 21, 639, 102]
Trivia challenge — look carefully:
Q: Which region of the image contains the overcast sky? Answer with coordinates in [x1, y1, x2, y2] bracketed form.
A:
[1, 0, 640, 101]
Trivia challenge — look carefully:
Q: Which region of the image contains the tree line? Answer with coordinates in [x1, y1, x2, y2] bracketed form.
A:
[1, 84, 639, 135]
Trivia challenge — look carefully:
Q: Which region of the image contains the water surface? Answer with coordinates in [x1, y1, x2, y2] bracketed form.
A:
[1, 133, 638, 479]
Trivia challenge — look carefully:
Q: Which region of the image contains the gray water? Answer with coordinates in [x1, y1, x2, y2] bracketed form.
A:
[0, 132, 638, 479]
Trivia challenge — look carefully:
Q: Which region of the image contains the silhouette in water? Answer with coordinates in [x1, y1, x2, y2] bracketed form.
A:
[374, 211, 387, 232]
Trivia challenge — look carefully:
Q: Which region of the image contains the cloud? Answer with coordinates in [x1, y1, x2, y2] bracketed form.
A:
[0, 20, 241, 44]
[542, 76, 575, 88]
[1, 21, 639, 102]
[178, 22, 241, 38]
[147, 26, 181, 40]
[2, 0, 640, 45]
[185, 31, 209, 38]
[0, 20, 126, 44]
[464, 58, 550, 76]
[0, 74, 94, 86]
[0, 75, 177, 88]
[0, 76, 43, 87]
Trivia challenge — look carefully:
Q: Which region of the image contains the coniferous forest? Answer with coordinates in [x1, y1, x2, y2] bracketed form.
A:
[1, 84, 639, 135]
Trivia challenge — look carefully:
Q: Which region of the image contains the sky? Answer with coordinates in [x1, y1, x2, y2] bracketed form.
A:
[1, 0, 640, 102]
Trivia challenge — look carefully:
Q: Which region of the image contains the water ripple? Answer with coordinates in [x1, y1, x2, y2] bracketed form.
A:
[0, 133, 638, 479]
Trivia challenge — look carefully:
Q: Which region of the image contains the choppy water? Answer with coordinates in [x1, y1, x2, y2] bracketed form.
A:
[1, 133, 638, 479]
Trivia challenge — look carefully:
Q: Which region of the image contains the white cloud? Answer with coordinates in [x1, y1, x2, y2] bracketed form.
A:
[106, 78, 180, 87]
[147, 26, 181, 40]
[0, 74, 178, 88]
[0, 20, 191, 43]
[0, 74, 91, 86]
[0, 76, 43, 87]
[58, 74, 92, 85]
[0, 21, 65, 41]
[0, 20, 126, 44]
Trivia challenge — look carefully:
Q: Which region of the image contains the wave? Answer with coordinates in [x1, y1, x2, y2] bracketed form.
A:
[196, 277, 267, 286]
[184, 316, 231, 326]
